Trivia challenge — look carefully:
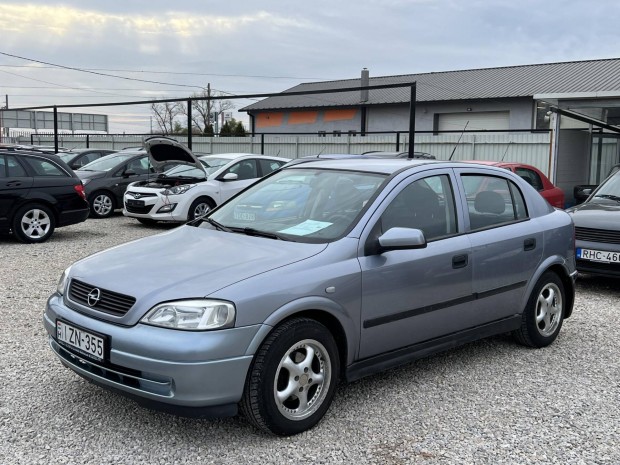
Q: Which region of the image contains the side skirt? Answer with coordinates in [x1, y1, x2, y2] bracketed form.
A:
[346, 315, 522, 383]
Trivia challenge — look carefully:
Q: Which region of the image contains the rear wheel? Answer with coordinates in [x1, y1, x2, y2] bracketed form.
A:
[241, 318, 340, 436]
[89, 191, 115, 218]
[513, 271, 565, 347]
[188, 197, 215, 221]
[12, 203, 56, 243]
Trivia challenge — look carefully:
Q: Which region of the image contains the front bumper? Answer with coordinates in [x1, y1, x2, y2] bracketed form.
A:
[44, 294, 262, 411]
[575, 240, 620, 277]
[123, 194, 189, 222]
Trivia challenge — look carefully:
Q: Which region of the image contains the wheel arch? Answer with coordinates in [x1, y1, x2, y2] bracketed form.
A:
[11, 197, 60, 226]
[247, 301, 355, 381]
[523, 258, 575, 320]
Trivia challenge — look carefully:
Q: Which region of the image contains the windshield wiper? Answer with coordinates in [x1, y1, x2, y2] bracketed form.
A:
[202, 217, 232, 232]
[229, 226, 291, 241]
[594, 194, 620, 202]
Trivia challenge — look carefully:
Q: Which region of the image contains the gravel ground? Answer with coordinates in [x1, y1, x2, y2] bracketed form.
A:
[1, 215, 619, 465]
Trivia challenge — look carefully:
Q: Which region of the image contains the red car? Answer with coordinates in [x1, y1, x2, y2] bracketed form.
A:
[463, 161, 565, 208]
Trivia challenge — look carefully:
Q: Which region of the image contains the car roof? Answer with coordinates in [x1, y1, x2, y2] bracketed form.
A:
[284, 157, 438, 174]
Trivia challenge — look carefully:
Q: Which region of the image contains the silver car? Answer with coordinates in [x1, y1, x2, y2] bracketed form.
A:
[44, 158, 576, 435]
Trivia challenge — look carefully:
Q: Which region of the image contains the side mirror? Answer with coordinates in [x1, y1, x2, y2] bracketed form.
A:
[221, 172, 239, 181]
[123, 169, 137, 178]
[378, 227, 427, 252]
[581, 188, 592, 196]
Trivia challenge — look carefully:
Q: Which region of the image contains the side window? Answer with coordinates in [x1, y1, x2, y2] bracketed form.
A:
[259, 159, 283, 176]
[0, 155, 6, 177]
[380, 174, 457, 241]
[515, 167, 544, 191]
[228, 160, 258, 180]
[80, 152, 101, 166]
[126, 157, 149, 175]
[461, 174, 527, 230]
[22, 157, 66, 176]
[7, 155, 28, 177]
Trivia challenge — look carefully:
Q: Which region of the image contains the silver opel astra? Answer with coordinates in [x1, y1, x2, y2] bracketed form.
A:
[45, 148, 576, 436]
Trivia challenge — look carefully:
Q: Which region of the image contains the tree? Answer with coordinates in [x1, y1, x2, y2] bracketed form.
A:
[182, 84, 236, 135]
[151, 101, 182, 135]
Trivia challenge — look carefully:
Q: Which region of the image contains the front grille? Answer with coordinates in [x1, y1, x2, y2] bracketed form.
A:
[577, 259, 620, 276]
[69, 279, 136, 316]
[576, 227, 620, 244]
[125, 202, 154, 214]
[126, 191, 157, 198]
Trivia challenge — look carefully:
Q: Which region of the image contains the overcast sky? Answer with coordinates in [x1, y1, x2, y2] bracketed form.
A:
[1, 0, 620, 133]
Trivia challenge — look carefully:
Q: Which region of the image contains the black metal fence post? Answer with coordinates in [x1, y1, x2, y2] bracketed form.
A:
[407, 83, 417, 158]
[187, 99, 193, 150]
[30, 133, 34, 145]
[53, 106, 59, 153]
[86, 134, 90, 148]
[396, 132, 400, 151]
[260, 133, 265, 155]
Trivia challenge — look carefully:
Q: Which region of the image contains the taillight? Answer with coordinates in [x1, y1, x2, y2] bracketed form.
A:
[74, 183, 86, 200]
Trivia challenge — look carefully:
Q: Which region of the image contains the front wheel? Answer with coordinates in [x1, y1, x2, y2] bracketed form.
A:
[12, 203, 56, 243]
[187, 197, 215, 221]
[89, 191, 115, 218]
[513, 271, 565, 347]
[240, 318, 340, 436]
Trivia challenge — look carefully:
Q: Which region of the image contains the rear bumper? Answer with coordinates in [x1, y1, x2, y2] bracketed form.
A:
[58, 206, 90, 227]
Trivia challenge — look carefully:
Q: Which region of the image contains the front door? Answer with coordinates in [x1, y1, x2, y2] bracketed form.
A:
[0, 155, 33, 226]
[358, 170, 473, 359]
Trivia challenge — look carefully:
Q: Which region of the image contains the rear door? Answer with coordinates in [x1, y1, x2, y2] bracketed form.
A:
[0, 155, 34, 226]
[456, 168, 543, 320]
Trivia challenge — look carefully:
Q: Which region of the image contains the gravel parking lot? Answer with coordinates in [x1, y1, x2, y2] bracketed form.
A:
[1, 215, 619, 465]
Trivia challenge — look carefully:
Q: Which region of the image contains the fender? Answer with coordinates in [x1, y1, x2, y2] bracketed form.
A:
[245, 295, 359, 365]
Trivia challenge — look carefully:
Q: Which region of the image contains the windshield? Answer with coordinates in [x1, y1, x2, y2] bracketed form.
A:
[199, 156, 232, 175]
[57, 153, 73, 162]
[79, 153, 136, 171]
[593, 171, 620, 201]
[207, 168, 386, 242]
[162, 163, 206, 179]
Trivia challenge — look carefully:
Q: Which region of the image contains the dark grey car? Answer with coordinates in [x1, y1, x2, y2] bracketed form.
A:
[57, 149, 116, 171]
[76, 151, 175, 218]
[45, 159, 576, 435]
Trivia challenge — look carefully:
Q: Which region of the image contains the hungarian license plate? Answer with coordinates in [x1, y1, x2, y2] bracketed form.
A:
[577, 248, 620, 263]
[56, 320, 106, 361]
[127, 199, 145, 207]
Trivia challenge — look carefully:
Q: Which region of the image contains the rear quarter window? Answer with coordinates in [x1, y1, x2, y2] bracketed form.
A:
[22, 157, 68, 177]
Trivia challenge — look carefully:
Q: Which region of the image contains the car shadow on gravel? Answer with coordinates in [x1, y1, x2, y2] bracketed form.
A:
[575, 274, 620, 296]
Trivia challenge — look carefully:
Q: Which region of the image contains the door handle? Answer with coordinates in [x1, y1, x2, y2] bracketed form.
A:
[524, 238, 536, 251]
[452, 254, 468, 269]
[6, 181, 21, 187]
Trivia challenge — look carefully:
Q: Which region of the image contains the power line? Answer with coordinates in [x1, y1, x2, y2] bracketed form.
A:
[0, 51, 204, 89]
[0, 64, 325, 80]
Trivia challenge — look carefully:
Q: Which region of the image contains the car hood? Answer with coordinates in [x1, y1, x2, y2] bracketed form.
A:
[568, 200, 620, 229]
[144, 137, 205, 173]
[68, 225, 326, 322]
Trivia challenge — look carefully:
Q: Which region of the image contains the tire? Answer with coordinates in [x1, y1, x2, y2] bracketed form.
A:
[89, 191, 115, 218]
[137, 218, 157, 226]
[12, 203, 56, 243]
[513, 271, 565, 348]
[187, 197, 215, 221]
[240, 318, 340, 436]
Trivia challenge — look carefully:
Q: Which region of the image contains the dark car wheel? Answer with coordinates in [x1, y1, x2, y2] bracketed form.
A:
[89, 191, 115, 218]
[12, 203, 56, 243]
[513, 271, 565, 348]
[241, 318, 340, 436]
[188, 197, 215, 221]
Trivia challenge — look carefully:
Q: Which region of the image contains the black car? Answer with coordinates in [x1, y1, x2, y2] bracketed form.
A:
[573, 163, 620, 204]
[0, 149, 89, 243]
[57, 149, 116, 170]
[76, 151, 177, 218]
[568, 169, 620, 277]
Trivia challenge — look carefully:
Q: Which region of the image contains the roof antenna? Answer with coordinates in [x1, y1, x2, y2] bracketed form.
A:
[500, 141, 512, 161]
[448, 121, 469, 161]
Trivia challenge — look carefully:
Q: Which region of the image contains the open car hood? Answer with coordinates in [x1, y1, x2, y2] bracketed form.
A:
[144, 137, 205, 173]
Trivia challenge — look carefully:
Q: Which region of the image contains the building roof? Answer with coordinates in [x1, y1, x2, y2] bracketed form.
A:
[242, 58, 620, 112]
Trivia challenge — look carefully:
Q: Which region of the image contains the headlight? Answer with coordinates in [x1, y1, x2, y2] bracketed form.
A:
[57, 266, 71, 295]
[141, 299, 236, 331]
[162, 185, 194, 195]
